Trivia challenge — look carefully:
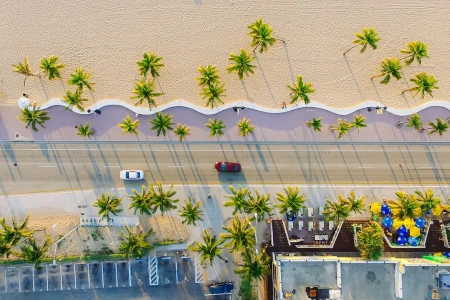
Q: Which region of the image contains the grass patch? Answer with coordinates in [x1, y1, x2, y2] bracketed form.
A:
[0, 253, 127, 266]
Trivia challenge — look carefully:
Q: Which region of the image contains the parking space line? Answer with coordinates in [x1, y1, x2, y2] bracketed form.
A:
[18, 267, 21, 292]
[87, 263, 90, 289]
[46, 265, 49, 291]
[175, 256, 178, 284]
[115, 262, 118, 288]
[5, 267, 7, 293]
[60, 264, 63, 290]
[128, 261, 132, 287]
[101, 263, 104, 288]
[74, 263, 77, 289]
[32, 267, 35, 292]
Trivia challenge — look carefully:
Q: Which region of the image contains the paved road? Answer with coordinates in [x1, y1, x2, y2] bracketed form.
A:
[1, 142, 450, 194]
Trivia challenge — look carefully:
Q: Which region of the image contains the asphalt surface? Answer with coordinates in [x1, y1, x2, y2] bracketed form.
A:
[1, 142, 450, 194]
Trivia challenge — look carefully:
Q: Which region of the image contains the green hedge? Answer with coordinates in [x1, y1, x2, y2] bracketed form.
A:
[0, 253, 127, 265]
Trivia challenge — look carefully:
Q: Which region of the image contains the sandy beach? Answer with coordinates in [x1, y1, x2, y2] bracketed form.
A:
[1, 0, 449, 110]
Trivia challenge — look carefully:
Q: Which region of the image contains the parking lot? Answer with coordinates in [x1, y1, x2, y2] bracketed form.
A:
[0, 254, 203, 294]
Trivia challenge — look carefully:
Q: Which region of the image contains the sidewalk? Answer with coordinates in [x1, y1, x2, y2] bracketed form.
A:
[1, 104, 450, 143]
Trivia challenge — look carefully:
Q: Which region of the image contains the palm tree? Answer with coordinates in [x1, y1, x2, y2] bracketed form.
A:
[136, 52, 164, 78]
[93, 192, 123, 221]
[128, 185, 153, 215]
[224, 185, 250, 215]
[0, 215, 34, 247]
[415, 189, 441, 214]
[427, 118, 449, 136]
[227, 50, 256, 80]
[234, 251, 270, 281]
[189, 230, 225, 266]
[63, 89, 88, 111]
[174, 123, 191, 142]
[67, 67, 95, 91]
[329, 118, 354, 139]
[196, 65, 220, 87]
[39, 56, 65, 80]
[200, 82, 226, 108]
[275, 186, 306, 214]
[148, 182, 179, 216]
[205, 118, 226, 137]
[221, 216, 255, 252]
[305, 117, 323, 132]
[400, 41, 429, 65]
[0, 238, 16, 259]
[352, 114, 367, 132]
[343, 28, 380, 55]
[323, 197, 351, 222]
[371, 58, 402, 84]
[118, 116, 139, 135]
[386, 191, 422, 220]
[346, 190, 366, 216]
[246, 190, 272, 222]
[12, 57, 40, 86]
[179, 197, 204, 226]
[287, 75, 315, 105]
[405, 113, 423, 131]
[149, 112, 174, 137]
[119, 226, 153, 258]
[237, 117, 255, 136]
[248, 19, 279, 53]
[131, 78, 163, 110]
[20, 235, 52, 269]
[18, 104, 50, 132]
[402, 73, 439, 99]
[76, 122, 95, 139]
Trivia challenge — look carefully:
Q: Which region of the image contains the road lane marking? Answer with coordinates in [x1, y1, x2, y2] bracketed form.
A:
[38, 165, 55, 168]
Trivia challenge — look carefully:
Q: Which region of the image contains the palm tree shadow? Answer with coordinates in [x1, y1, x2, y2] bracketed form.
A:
[193, 0, 202, 6]
[282, 42, 295, 81]
[240, 80, 252, 102]
[254, 54, 277, 107]
[155, 77, 168, 104]
[343, 56, 364, 101]
[39, 77, 50, 101]
[370, 79, 383, 102]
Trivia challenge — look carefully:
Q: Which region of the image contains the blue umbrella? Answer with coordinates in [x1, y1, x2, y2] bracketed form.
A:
[444, 252, 450, 258]
[408, 236, 419, 246]
[398, 225, 409, 237]
[397, 236, 407, 246]
[286, 211, 297, 221]
[382, 216, 393, 228]
[415, 217, 426, 229]
[381, 204, 391, 215]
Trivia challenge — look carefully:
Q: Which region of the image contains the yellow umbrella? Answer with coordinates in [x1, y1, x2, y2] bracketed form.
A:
[432, 205, 443, 216]
[404, 217, 415, 230]
[413, 207, 422, 217]
[371, 202, 381, 214]
[392, 218, 403, 230]
[391, 208, 400, 216]
[410, 226, 421, 238]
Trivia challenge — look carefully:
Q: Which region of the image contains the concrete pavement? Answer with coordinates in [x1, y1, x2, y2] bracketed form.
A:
[1, 105, 450, 142]
[1, 142, 450, 195]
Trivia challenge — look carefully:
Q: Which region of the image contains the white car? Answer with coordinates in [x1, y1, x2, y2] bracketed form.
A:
[120, 170, 144, 180]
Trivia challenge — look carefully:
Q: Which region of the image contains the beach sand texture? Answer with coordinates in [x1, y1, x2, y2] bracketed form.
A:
[1, 0, 449, 109]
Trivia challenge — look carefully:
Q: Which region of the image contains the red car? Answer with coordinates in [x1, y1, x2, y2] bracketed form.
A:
[214, 162, 241, 173]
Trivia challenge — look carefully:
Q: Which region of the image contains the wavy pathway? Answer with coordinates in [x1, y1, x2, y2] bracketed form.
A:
[1, 100, 449, 142]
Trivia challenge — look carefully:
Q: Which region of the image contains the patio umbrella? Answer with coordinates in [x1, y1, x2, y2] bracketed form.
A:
[444, 252, 450, 259]
[404, 217, 415, 230]
[381, 204, 391, 215]
[391, 208, 400, 216]
[432, 205, 443, 216]
[18, 97, 30, 109]
[397, 236, 407, 246]
[382, 216, 393, 228]
[415, 217, 426, 229]
[286, 211, 297, 221]
[408, 236, 419, 246]
[392, 218, 403, 230]
[410, 226, 421, 238]
[397, 225, 409, 237]
[371, 203, 381, 214]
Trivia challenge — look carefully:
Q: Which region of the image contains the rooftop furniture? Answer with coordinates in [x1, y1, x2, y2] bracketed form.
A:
[329, 220, 334, 230]
[308, 207, 314, 217]
[288, 221, 294, 231]
[308, 221, 314, 231]
[319, 206, 324, 215]
[319, 221, 325, 231]
[315, 234, 328, 241]
[298, 220, 304, 230]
